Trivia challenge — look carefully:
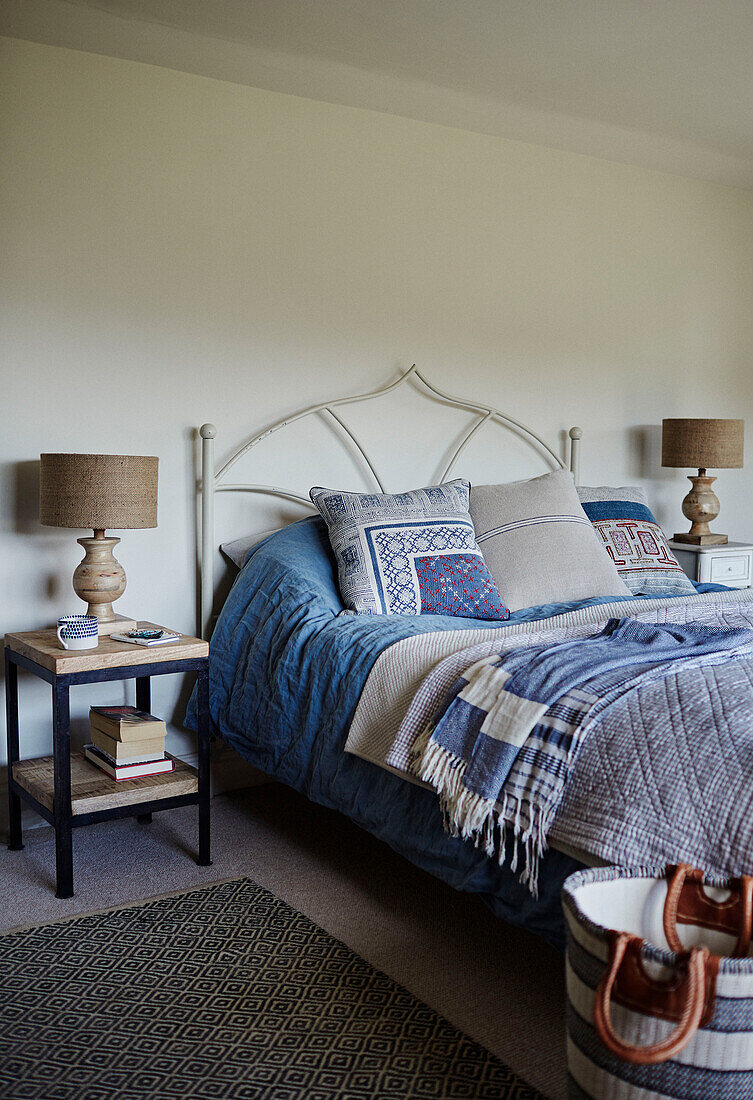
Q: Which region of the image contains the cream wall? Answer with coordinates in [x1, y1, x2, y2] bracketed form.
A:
[2, 36, 753, 769]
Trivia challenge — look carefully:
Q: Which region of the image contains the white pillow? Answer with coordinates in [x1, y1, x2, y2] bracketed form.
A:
[469, 469, 631, 611]
[220, 526, 286, 569]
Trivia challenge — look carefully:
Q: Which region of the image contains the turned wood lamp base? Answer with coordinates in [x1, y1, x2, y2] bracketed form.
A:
[673, 471, 728, 546]
[72, 531, 137, 634]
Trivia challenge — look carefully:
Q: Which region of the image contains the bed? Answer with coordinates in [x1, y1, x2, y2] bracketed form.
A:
[189, 367, 753, 952]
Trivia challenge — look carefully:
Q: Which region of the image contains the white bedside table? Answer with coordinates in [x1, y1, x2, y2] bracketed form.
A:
[668, 541, 753, 588]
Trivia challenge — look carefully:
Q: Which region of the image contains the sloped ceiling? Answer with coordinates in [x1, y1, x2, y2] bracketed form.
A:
[3, 0, 753, 188]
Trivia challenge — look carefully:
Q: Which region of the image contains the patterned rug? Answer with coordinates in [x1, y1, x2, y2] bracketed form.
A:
[1, 877, 545, 1100]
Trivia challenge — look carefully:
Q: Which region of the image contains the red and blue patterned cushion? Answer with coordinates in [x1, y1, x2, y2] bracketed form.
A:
[577, 486, 695, 596]
[310, 481, 510, 620]
[414, 554, 508, 617]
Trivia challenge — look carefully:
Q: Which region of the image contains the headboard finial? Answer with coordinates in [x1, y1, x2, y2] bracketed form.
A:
[569, 426, 583, 440]
[200, 423, 217, 439]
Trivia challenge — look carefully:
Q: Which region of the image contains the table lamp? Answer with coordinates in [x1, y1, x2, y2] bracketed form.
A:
[661, 418, 744, 545]
[39, 453, 158, 633]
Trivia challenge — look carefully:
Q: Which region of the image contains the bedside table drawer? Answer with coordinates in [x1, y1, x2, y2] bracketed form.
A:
[669, 541, 753, 588]
[710, 554, 752, 585]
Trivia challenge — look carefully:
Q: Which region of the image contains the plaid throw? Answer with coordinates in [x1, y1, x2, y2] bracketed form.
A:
[410, 619, 753, 895]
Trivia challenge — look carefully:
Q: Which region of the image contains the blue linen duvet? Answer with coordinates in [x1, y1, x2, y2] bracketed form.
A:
[186, 517, 722, 951]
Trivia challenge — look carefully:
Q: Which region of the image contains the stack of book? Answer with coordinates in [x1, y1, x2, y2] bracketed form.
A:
[84, 706, 175, 780]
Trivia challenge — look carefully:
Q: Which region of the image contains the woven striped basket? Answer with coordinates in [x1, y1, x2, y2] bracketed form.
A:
[562, 865, 753, 1099]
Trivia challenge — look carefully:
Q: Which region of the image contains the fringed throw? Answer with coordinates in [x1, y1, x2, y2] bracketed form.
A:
[410, 619, 753, 895]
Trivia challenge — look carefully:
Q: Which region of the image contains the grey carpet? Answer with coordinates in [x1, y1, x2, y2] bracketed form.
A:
[1, 876, 546, 1100]
[0, 783, 566, 1098]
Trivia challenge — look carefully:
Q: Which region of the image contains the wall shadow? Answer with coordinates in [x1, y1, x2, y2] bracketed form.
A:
[627, 424, 674, 481]
[14, 458, 41, 533]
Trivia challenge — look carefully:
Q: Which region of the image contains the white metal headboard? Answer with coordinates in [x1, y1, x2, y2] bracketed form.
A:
[198, 364, 582, 638]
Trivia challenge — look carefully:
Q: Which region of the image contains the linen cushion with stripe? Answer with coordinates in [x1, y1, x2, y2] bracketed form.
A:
[469, 469, 631, 612]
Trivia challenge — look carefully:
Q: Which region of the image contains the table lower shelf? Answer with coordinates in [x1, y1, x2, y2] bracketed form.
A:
[12, 753, 198, 816]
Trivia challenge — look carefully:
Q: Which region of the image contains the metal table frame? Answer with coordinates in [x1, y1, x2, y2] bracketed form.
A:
[5, 647, 211, 898]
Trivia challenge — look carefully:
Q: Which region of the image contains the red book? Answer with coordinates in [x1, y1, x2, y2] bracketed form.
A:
[84, 743, 175, 781]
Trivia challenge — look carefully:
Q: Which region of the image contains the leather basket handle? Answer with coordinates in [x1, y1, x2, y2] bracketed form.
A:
[664, 863, 753, 956]
[594, 932, 708, 1065]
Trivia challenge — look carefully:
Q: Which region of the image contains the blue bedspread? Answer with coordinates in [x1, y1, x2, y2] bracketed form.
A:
[186, 517, 723, 951]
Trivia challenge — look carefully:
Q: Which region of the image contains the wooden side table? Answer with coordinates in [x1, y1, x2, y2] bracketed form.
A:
[4, 623, 211, 898]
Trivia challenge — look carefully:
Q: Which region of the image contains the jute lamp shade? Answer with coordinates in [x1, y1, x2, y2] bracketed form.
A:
[661, 419, 744, 545]
[39, 453, 158, 633]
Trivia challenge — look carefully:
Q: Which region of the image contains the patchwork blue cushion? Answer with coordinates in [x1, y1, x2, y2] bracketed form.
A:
[577, 486, 695, 596]
[310, 481, 510, 619]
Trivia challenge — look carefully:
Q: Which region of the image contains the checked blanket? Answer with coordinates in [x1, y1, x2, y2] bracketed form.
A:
[409, 618, 753, 894]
